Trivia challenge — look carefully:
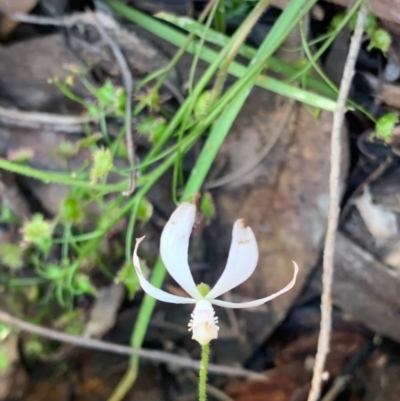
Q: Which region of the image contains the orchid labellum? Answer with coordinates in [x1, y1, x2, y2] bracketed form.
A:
[133, 202, 298, 345]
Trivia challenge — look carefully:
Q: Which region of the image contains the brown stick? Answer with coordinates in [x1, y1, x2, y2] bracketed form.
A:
[306, 4, 368, 401]
[0, 309, 263, 379]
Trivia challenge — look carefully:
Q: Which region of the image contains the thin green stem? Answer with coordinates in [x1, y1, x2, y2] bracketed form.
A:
[199, 343, 210, 401]
[0, 159, 126, 192]
[211, 0, 271, 104]
[214, 0, 226, 33]
[188, 0, 219, 93]
[288, 0, 364, 83]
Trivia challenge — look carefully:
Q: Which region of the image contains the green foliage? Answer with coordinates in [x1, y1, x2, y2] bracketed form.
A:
[90, 148, 114, 184]
[22, 214, 52, 254]
[199, 192, 215, 225]
[336, 10, 391, 55]
[137, 116, 168, 143]
[97, 80, 126, 116]
[74, 274, 97, 296]
[0, 243, 24, 270]
[372, 112, 398, 143]
[60, 197, 84, 224]
[137, 197, 154, 223]
[368, 28, 391, 54]
[135, 89, 161, 112]
[194, 90, 213, 119]
[364, 13, 377, 37]
[116, 260, 141, 299]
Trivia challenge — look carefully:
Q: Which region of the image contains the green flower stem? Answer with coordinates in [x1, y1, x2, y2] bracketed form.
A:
[199, 343, 210, 401]
[0, 158, 126, 192]
[210, 0, 271, 104]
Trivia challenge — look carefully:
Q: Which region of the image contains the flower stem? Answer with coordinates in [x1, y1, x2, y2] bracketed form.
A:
[199, 343, 210, 401]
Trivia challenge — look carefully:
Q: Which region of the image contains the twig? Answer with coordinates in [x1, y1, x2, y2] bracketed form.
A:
[91, 12, 136, 196]
[0, 309, 263, 379]
[307, 4, 368, 401]
[9, 12, 79, 26]
[0, 106, 91, 133]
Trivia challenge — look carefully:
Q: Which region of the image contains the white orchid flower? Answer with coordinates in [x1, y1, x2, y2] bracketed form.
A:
[133, 202, 299, 345]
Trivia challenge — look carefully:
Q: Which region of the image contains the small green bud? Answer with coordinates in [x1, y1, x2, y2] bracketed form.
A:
[55, 141, 77, 158]
[136, 89, 161, 112]
[90, 148, 113, 184]
[372, 112, 398, 143]
[97, 80, 117, 106]
[137, 197, 154, 223]
[60, 197, 83, 224]
[330, 13, 345, 32]
[0, 243, 24, 270]
[368, 29, 391, 54]
[74, 274, 97, 296]
[194, 90, 213, 119]
[197, 282, 211, 297]
[151, 119, 167, 143]
[41, 264, 65, 281]
[87, 104, 100, 118]
[114, 87, 127, 116]
[200, 193, 215, 225]
[137, 116, 167, 143]
[22, 214, 52, 253]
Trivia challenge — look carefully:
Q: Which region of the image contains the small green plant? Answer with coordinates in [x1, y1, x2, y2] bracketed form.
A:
[90, 148, 114, 184]
[368, 28, 391, 54]
[0, 243, 24, 270]
[371, 112, 398, 143]
[22, 214, 53, 255]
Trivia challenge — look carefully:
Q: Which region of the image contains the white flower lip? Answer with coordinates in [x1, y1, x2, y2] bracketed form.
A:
[133, 202, 299, 343]
[188, 300, 219, 345]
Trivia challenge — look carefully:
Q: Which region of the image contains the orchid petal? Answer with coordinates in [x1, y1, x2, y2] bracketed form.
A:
[133, 237, 197, 304]
[206, 219, 259, 300]
[210, 262, 299, 309]
[160, 203, 202, 299]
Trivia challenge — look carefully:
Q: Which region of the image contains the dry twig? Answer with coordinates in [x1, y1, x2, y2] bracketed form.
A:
[91, 12, 136, 196]
[0, 106, 91, 132]
[307, 4, 368, 401]
[9, 12, 80, 26]
[0, 309, 263, 379]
